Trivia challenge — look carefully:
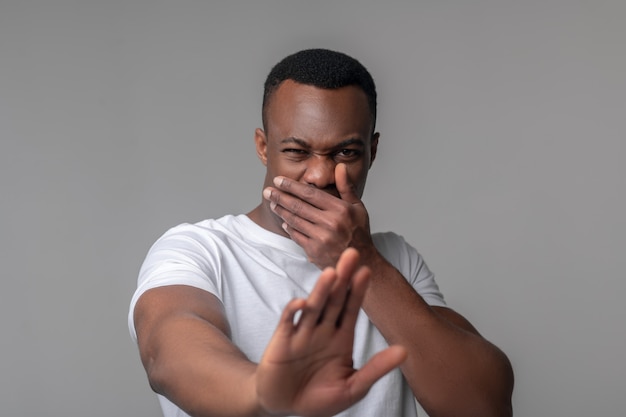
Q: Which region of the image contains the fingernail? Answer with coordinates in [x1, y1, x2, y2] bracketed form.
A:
[270, 201, 277, 211]
[282, 222, 289, 232]
[273, 177, 283, 187]
[263, 188, 271, 200]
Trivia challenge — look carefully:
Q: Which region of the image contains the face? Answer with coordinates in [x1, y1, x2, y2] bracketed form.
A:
[255, 80, 379, 198]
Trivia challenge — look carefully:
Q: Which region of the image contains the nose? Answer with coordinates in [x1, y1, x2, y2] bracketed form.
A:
[302, 155, 336, 189]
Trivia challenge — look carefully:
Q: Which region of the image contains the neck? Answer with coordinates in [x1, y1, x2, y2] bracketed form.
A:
[247, 201, 291, 238]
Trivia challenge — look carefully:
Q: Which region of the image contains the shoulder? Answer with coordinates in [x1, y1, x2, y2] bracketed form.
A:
[148, 214, 247, 253]
[372, 231, 410, 251]
[129, 215, 243, 341]
[161, 214, 241, 239]
[372, 231, 420, 268]
[372, 231, 446, 306]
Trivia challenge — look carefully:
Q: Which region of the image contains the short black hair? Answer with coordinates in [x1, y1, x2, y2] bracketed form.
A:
[262, 48, 377, 132]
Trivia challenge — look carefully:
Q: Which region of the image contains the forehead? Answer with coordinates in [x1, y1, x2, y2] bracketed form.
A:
[265, 80, 373, 143]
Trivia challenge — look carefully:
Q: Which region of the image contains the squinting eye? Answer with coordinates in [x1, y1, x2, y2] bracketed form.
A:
[337, 149, 361, 157]
[282, 149, 310, 160]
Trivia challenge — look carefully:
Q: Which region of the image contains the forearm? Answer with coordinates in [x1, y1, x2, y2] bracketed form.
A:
[361, 254, 514, 417]
[140, 314, 265, 416]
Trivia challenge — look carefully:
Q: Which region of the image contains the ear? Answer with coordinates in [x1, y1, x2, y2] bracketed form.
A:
[254, 128, 268, 166]
[369, 132, 380, 168]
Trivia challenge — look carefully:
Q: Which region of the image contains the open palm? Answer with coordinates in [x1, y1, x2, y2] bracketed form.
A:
[256, 248, 407, 417]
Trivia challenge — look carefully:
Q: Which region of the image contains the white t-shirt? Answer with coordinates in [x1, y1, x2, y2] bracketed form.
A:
[129, 214, 446, 417]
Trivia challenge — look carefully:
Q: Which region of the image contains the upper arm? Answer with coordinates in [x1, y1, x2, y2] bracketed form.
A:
[134, 284, 231, 344]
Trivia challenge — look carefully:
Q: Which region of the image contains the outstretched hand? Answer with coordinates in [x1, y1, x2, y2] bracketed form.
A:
[256, 248, 407, 417]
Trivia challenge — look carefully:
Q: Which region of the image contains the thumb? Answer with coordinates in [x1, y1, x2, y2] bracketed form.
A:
[347, 345, 407, 401]
[335, 163, 360, 203]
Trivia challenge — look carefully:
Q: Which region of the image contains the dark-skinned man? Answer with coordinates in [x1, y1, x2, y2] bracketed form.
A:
[129, 48, 514, 417]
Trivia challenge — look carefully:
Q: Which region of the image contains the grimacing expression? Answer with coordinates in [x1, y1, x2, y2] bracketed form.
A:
[255, 80, 379, 198]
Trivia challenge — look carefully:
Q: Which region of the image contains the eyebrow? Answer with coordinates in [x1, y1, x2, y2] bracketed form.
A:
[279, 137, 366, 149]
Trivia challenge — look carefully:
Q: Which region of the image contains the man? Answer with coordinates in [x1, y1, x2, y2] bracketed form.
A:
[129, 49, 514, 417]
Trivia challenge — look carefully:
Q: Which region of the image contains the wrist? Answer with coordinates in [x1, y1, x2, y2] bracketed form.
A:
[360, 246, 387, 273]
[245, 370, 276, 417]
[251, 370, 286, 417]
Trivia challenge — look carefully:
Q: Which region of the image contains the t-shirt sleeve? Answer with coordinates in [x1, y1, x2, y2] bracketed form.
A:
[372, 232, 446, 307]
[128, 224, 223, 341]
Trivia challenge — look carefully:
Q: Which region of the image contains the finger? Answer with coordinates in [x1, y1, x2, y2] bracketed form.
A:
[269, 199, 316, 238]
[275, 298, 306, 337]
[272, 176, 337, 209]
[272, 198, 349, 251]
[264, 187, 327, 229]
[347, 345, 408, 401]
[279, 221, 311, 251]
[335, 247, 361, 281]
[296, 268, 337, 330]
[336, 264, 370, 331]
[335, 163, 360, 204]
[318, 249, 359, 327]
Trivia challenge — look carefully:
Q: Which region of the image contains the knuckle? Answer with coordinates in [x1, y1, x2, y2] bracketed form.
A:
[288, 214, 301, 229]
[336, 203, 350, 218]
[291, 198, 304, 215]
[318, 232, 334, 247]
[317, 233, 328, 246]
[302, 185, 316, 199]
[279, 209, 290, 222]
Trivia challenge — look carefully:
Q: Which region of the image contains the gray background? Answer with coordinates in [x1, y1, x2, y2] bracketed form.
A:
[1, 1, 624, 416]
